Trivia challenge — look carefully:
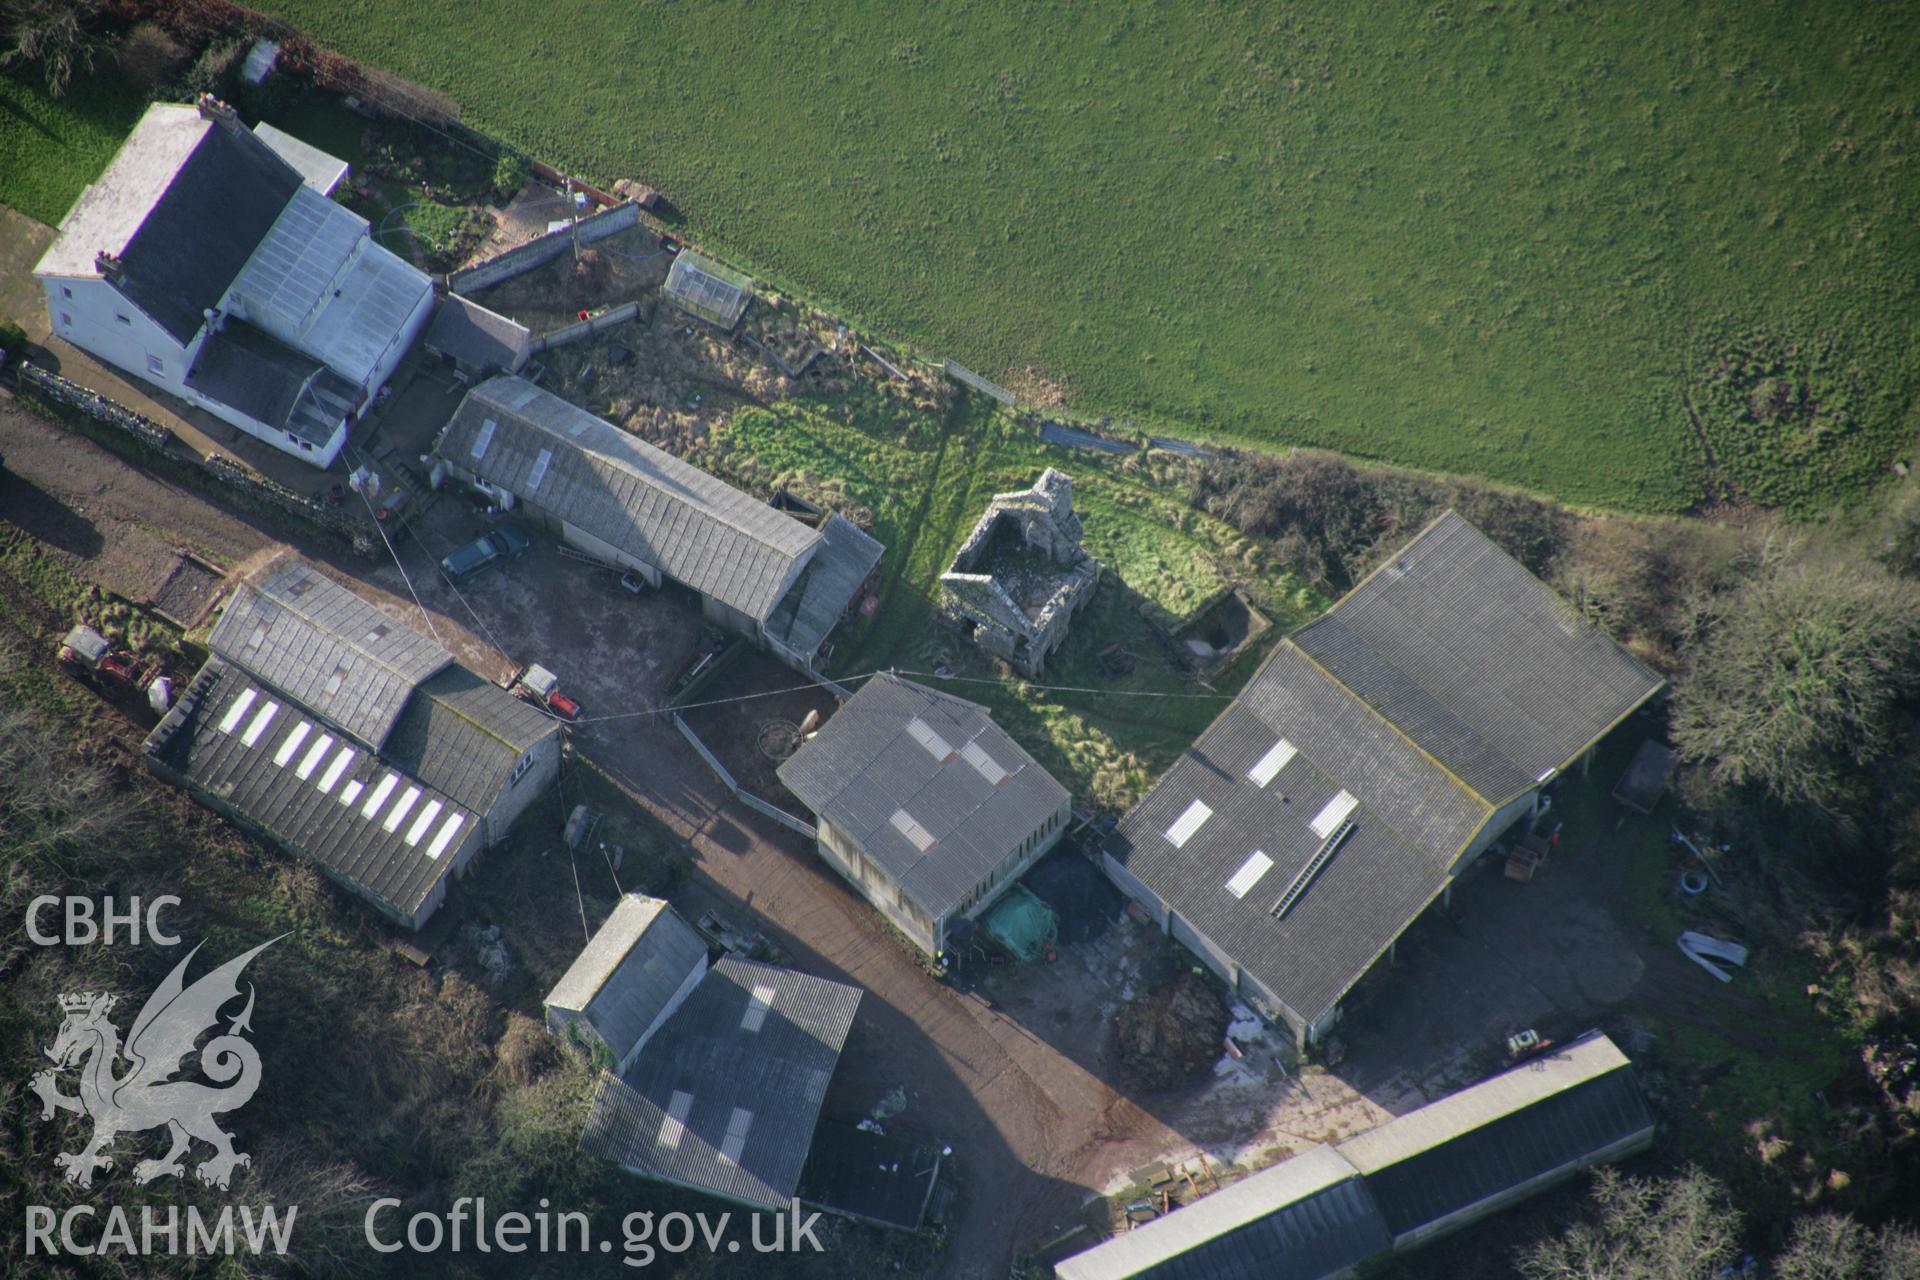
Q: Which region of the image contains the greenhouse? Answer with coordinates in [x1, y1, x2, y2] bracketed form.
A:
[665, 251, 754, 329]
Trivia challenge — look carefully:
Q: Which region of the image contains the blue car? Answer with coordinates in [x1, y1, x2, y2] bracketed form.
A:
[440, 523, 530, 582]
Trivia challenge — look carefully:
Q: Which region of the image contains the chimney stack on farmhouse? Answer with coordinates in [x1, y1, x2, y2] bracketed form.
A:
[196, 93, 242, 133]
[93, 251, 124, 282]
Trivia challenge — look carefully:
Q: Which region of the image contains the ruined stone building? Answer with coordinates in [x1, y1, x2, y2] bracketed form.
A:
[939, 469, 1099, 677]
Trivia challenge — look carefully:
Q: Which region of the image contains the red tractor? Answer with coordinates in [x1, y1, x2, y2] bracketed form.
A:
[58, 626, 172, 719]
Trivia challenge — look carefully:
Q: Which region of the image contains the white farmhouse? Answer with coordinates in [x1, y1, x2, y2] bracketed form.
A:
[33, 96, 433, 469]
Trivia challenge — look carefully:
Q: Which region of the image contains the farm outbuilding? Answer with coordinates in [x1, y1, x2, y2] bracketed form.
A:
[143, 554, 561, 929]
[432, 376, 882, 673]
[423, 294, 530, 379]
[544, 894, 709, 1076]
[1102, 512, 1664, 1048]
[664, 251, 753, 329]
[579, 943, 860, 1212]
[1055, 1033, 1655, 1279]
[777, 674, 1072, 958]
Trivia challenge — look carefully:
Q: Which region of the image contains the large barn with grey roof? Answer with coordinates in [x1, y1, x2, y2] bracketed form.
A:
[1054, 1033, 1655, 1279]
[777, 673, 1073, 958]
[431, 376, 882, 673]
[1103, 512, 1663, 1046]
[144, 555, 560, 928]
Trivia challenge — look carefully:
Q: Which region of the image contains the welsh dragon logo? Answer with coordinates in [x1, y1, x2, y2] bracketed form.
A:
[30, 937, 280, 1190]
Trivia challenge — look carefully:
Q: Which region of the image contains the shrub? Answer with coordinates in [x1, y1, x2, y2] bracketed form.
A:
[176, 33, 244, 100]
[0, 317, 28, 365]
[112, 21, 190, 96]
[491, 149, 529, 201]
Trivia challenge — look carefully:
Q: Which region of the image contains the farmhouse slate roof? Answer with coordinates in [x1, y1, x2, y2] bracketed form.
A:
[436, 377, 825, 624]
[184, 319, 358, 447]
[1108, 642, 1489, 1030]
[545, 896, 709, 1062]
[1292, 511, 1664, 802]
[777, 674, 1070, 921]
[424, 294, 531, 374]
[580, 956, 859, 1210]
[144, 657, 475, 919]
[206, 556, 453, 752]
[35, 102, 302, 343]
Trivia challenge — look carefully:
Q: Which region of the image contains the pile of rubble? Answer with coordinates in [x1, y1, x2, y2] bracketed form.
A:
[1112, 971, 1229, 1093]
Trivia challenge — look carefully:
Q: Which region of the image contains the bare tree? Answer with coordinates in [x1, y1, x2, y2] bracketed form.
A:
[1516, 1166, 1740, 1280]
[1670, 563, 1920, 817]
[1774, 1214, 1920, 1280]
[0, 0, 105, 97]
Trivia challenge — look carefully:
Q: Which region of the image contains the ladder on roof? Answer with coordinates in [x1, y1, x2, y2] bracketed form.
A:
[1270, 819, 1356, 920]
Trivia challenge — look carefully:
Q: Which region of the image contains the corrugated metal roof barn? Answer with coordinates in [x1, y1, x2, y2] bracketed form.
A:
[1106, 511, 1664, 1041]
[580, 955, 859, 1210]
[779, 674, 1071, 923]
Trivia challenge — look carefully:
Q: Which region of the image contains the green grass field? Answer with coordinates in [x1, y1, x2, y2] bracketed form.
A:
[698, 385, 1317, 807]
[0, 68, 144, 226]
[254, 0, 1919, 514]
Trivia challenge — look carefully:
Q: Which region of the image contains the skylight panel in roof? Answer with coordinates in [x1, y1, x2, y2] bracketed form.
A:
[317, 745, 354, 793]
[1165, 799, 1213, 848]
[1226, 851, 1274, 899]
[247, 620, 270, 649]
[470, 417, 496, 460]
[383, 785, 421, 833]
[241, 701, 280, 748]
[405, 799, 443, 847]
[657, 1090, 694, 1151]
[365, 624, 389, 642]
[961, 740, 1008, 785]
[526, 448, 552, 492]
[296, 733, 334, 779]
[216, 687, 258, 734]
[1310, 790, 1359, 839]
[905, 717, 954, 761]
[890, 809, 936, 852]
[360, 772, 398, 819]
[717, 1107, 754, 1165]
[740, 984, 777, 1032]
[324, 664, 349, 696]
[338, 778, 364, 805]
[425, 812, 465, 860]
[1247, 738, 1297, 787]
[273, 721, 312, 766]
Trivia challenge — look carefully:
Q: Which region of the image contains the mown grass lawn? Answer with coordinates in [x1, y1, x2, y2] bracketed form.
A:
[700, 386, 1317, 807]
[256, 0, 1919, 515]
[0, 68, 145, 226]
